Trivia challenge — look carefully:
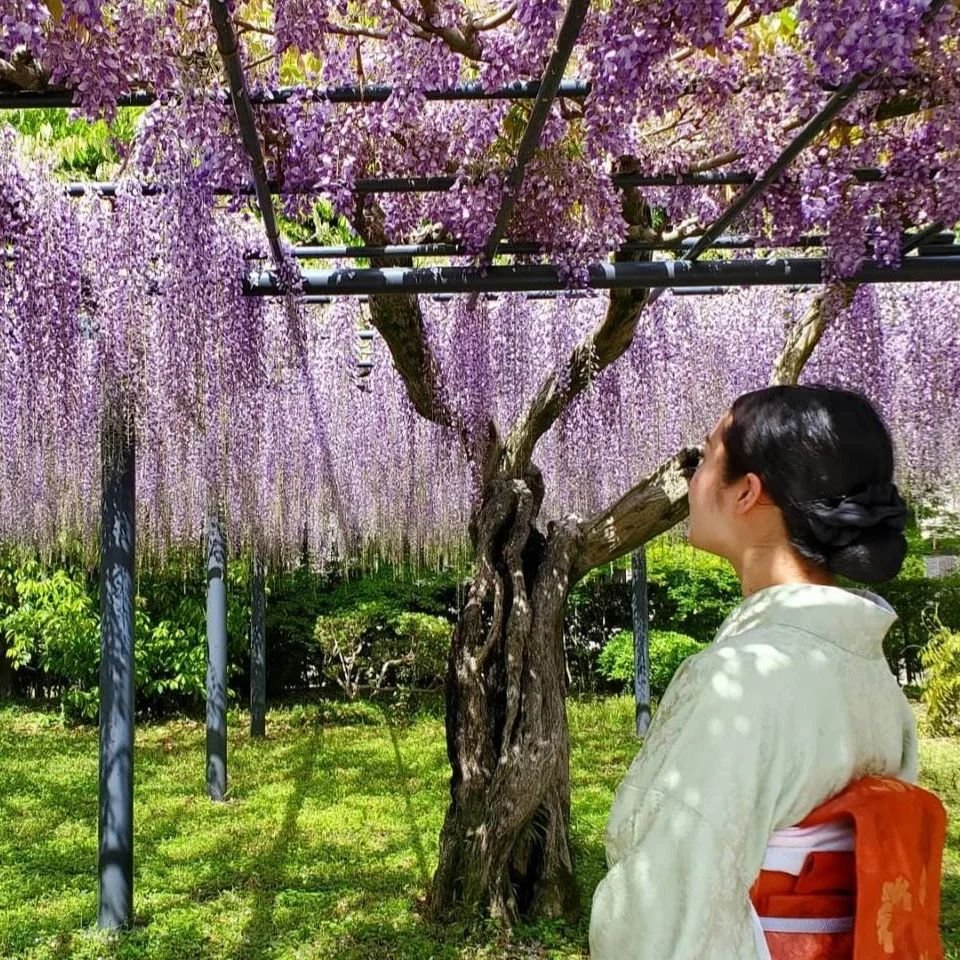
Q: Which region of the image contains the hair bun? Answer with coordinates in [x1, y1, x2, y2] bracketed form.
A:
[826, 527, 908, 583]
[802, 482, 908, 582]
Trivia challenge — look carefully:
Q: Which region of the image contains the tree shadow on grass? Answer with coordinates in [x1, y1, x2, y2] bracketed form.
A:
[387, 719, 431, 887]
[236, 727, 323, 957]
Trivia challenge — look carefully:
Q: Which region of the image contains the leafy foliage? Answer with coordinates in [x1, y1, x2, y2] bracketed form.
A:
[566, 540, 740, 689]
[313, 581, 455, 697]
[0, 550, 250, 720]
[921, 625, 960, 737]
[597, 628, 703, 699]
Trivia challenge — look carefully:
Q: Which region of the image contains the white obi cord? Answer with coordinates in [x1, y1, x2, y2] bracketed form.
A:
[750, 820, 856, 959]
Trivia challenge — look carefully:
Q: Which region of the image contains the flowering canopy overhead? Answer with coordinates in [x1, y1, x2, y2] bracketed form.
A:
[1, 0, 959, 561]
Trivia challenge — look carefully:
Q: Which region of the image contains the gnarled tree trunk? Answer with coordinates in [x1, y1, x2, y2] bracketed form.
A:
[349, 185, 841, 926]
[426, 451, 695, 923]
[428, 467, 581, 922]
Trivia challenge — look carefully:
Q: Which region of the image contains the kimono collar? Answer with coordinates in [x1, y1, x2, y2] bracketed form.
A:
[715, 583, 898, 659]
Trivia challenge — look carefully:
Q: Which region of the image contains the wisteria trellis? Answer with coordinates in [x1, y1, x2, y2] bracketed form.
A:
[3, 0, 960, 929]
[1, 131, 958, 562]
[2, 0, 960, 562]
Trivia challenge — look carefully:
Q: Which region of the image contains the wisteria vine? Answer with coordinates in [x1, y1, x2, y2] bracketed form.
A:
[1, 2, 959, 564]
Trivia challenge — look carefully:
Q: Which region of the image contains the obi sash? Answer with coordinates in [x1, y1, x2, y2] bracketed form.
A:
[749, 777, 946, 960]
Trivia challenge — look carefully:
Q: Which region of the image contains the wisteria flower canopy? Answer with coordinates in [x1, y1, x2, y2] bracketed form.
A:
[1, 0, 959, 562]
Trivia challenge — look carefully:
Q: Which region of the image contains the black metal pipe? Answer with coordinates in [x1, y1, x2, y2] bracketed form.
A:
[254, 233, 956, 260]
[0, 79, 592, 111]
[631, 548, 651, 738]
[249, 553, 266, 739]
[245, 255, 960, 297]
[63, 166, 896, 201]
[209, 0, 284, 266]
[98, 415, 136, 930]
[205, 515, 228, 801]
[482, 0, 591, 260]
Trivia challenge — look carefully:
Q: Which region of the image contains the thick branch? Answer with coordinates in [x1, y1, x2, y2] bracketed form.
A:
[0, 52, 47, 91]
[352, 201, 462, 434]
[385, 0, 516, 60]
[572, 450, 699, 580]
[502, 183, 652, 477]
[366, 288, 456, 428]
[574, 278, 857, 579]
[769, 283, 856, 386]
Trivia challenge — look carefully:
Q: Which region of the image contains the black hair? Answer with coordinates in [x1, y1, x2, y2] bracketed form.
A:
[721, 385, 908, 583]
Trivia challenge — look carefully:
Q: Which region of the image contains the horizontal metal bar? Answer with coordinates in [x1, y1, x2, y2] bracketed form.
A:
[668, 286, 728, 296]
[64, 165, 895, 200]
[245, 255, 960, 297]
[256, 232, 958, 260]
[5, 236, 954, 266]
[0, 80, 592, 111]
[300, 290, 601, 304]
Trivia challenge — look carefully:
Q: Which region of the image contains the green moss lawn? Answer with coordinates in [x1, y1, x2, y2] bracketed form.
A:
[1, 698, 958, 959]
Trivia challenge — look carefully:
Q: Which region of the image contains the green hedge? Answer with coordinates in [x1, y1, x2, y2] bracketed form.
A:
[597, 628, 704, 699]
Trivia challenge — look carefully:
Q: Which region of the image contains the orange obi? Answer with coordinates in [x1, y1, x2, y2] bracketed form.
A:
[750, 777, 947, 960]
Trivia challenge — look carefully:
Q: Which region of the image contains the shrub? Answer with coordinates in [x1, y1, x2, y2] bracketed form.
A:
[0, 556, 237, 720]
[391, 611, 451, 684]
[0, 562, 100, 719]
[597, 628, 703, 699]
[566, 541, 739, 690]
[921, 625, 960, 736]
[314, 605, 452, 698]
[876, 572, 960, 683]
[645, 546, 740, 643]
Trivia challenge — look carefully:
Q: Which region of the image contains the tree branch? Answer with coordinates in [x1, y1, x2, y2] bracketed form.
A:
[502, 174, 652, 478]
[0, 51, 48, 91]
[769, 283, 856, 386]
[572, 449, 700, 580]
[350, 199, 463, 435]
[573, 277, 853, 581]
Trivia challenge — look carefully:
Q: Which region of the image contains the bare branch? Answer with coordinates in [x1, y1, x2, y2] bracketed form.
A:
[572, 450, 700, 580]
[234, 17, 274, 36]
[327, 23, 392, 41]
[351, 200, 462, 434]
[502, 175, 652, 478]
[770, 283, 856, 386]
[384, 0, 496, 59]
[473, 2, 518, 32]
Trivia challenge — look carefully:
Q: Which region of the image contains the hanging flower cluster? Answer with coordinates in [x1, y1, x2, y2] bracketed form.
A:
[2, 1, 957, 273]
[2, 126, 958, 562]
[2, 2, 959, 566]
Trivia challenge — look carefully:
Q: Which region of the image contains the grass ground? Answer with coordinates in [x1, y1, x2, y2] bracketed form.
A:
[0, 696, 958, 959]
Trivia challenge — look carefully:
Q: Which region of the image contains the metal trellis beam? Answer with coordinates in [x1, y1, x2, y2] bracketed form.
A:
[244, 254, 960, 297]
[481, 0, 591, 261]
[0, 80, 593, 110]
[681, 80, 868, 266]
[208, 0, 285, 265]
[660, 0, 951, 291]
[58, 166, 905, 201]
[253, 232, 956, 260]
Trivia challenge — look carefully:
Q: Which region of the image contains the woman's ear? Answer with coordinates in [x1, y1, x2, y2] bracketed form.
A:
[734, 472, 766, 514]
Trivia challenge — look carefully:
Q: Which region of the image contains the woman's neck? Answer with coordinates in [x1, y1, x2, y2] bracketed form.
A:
[734, 543, 836, 598]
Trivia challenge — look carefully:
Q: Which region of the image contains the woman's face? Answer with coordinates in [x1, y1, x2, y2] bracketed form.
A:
[687, 413, 740, 559]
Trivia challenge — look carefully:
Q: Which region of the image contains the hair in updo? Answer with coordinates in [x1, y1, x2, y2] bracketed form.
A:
[721, 385, 908, 583]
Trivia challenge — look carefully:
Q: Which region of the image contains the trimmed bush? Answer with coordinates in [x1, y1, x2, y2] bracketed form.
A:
[597, 628, 703, 699]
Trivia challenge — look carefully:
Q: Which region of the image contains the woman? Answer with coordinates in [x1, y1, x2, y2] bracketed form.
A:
[589, 385, 944, 960]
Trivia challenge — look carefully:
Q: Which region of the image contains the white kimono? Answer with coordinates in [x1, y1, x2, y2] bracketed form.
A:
[589, 583, 918, 960]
